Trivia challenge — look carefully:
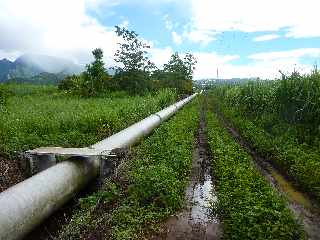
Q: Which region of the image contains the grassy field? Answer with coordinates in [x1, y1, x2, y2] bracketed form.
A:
[0, 84, 176, 158]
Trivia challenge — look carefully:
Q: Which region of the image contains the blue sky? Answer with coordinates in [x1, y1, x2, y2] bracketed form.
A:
[0, 0, 320, 79]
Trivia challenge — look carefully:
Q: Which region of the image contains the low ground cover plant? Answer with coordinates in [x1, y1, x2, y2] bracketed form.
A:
[205, 109, 304, 239]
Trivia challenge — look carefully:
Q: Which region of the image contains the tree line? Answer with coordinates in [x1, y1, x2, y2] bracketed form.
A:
[58, 26, 197, 96]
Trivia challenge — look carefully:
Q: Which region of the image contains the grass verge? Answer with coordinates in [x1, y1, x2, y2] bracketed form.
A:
[205, 109, 304, 239]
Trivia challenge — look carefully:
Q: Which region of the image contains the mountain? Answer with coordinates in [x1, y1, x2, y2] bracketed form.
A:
[0, 58, 14, 81]
[13, 54, 83, 75]
[0, 54, 84, 84]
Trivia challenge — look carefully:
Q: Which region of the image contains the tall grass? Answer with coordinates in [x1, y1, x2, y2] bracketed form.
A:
[212, 69, 320, 145]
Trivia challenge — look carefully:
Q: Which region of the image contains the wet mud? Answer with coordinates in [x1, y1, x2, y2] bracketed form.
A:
[153, 110, 222, 240]
[218, 112, 320, 240]
[0, 155, 25, 193]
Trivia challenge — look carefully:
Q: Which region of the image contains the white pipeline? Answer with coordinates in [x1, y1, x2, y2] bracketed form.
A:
[0, 93, 198, 240]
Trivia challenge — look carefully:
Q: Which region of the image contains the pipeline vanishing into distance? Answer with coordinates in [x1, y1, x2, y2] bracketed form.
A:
[0, 93, 199, 240]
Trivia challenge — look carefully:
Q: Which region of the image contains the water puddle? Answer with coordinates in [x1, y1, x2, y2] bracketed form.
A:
[189, 175, 218, 225]
[268, 167, 313, 211]
[161, 164, 221, 240]
[267, 166, 320, 240]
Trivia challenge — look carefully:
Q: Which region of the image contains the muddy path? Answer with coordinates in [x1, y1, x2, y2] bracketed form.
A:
[152, 108, 222, 240]
[214, 108, 320, 240]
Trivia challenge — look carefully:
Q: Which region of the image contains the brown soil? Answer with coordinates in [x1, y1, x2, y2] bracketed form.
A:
[0, 155, 25, 192]
[216, 110, 320, 240]
[152, 108, 222, 240]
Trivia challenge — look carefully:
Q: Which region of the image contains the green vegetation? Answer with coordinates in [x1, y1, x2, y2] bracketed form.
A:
[0, 84, 176, 158]
[205, 109, 304, 239]
[5, 72, 65, 85]
[0, 85, 8, 107]
[57, 99, 199, 240]
[153, 52, 196, 94]
[59, 26, 196, 96]
[58, 49, 111, 96]
[209, 69, 320, 201]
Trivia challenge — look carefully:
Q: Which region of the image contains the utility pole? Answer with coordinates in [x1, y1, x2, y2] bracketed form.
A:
[217, 68, 219, 80]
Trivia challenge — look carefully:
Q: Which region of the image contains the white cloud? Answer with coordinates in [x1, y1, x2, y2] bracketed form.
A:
[0, 0, 120, 66]
[193, 49, 317, 80]
[0, 0, 181, 67]
[163, 15, 173, 31]
[253, 34, 280, 42]
[183, 29, 217, 45]
[1, 0, 318, 81]
[172, 31, 182, 45]
[0, 50, 22, 61]
[249, 48, 320, 61]
[149, 47, 173, 67]
[118, 20, 130, 28]
[190, 0, 320, 38]
[193, 52, 239, 79]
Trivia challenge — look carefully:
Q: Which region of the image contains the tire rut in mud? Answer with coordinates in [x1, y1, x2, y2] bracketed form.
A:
[153, 108, 222, 240]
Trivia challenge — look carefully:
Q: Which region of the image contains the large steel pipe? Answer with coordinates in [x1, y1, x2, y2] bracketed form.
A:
[0, 93, 198, 240]
[0, 159, 99, 240]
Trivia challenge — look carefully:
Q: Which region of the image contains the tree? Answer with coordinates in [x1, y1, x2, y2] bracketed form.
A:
[82, 48, 108, 96]
[58, 75, 79, 91]
[58, 48, 110, 96]
[159, 52, 197, 94]
[183, 53, 197, 81]
[113, 26, 155, 94]
[114, 26, 153, 72]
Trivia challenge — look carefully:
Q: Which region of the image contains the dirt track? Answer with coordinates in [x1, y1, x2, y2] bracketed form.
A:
[152, 108, 222, 240]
